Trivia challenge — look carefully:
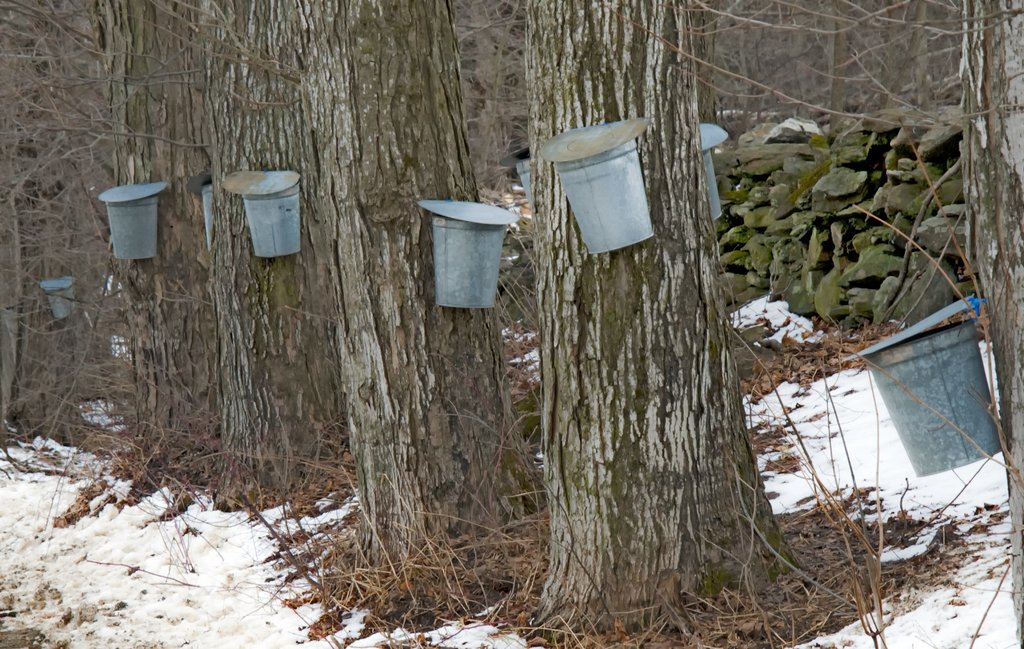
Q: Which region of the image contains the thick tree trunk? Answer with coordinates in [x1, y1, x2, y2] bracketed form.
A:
[95, 0, 218, 437]
[962, 2, 1024, 640]
[526, 1, 782, 630]
[202, 0, 532, 541]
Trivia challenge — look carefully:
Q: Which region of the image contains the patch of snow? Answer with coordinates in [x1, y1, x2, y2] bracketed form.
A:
[732, 296, 823, 344]
[754, 341, 1014, 648]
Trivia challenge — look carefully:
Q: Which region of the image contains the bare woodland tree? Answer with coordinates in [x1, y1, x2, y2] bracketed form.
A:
[1, 1, 120, 444]
[456, 0, 528, 188]
[527, 1, 782, 630]
[961, 1, 1024, 640]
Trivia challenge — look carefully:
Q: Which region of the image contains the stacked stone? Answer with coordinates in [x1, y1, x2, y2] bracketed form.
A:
[715, 110, 969, 325]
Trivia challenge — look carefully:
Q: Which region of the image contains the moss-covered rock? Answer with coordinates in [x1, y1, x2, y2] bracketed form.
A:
[814, 268, 846, 320]
[742, 205, 777, 229]
[744, 235, 775, 275]
[720, 250, 752, 271]
[812, 167, 868, 212]
[884, 183, 924, 216]
[852, 226, 894, 253]
[917, 216, 966, 254]
[720, 225, 755, 248]
[841, 245, 903, 285]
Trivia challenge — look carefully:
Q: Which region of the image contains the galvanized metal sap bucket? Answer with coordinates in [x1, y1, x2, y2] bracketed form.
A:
[418, 200, 519, 309]
[187, 172, 214, 249]
[97, 181, 167, 260]
[855, 300, 1000, 476]
[224, 171, 301, 258]
[699, 123, 729, 220]
[540, 118, 653, 253]
[500, 147, 533, 204]
[38, 276, 75, 319]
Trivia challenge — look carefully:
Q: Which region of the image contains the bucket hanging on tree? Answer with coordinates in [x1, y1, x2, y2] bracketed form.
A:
[854, 299, 1000, 476]
[38, 276, 75, 320]
[699, 123, 728, 220]
[540, 118, 652, 253]
[418, 200, 519, 309]
[187, 171, 214, 249]
[223, 171, 301, 258]
[97, 181, 167, 260]
[500, 146, 533, 204]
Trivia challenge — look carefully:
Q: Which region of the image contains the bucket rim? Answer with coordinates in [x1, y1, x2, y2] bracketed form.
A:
[539, 118, 651, 163]
[223, 170, 300, 196]
[39, 276, 74, 292]
[860, 319, 976, 364]
[699, 123, 729, 151]
[499, 146, 531, 168]
[418, 200, 519, 225]
[98, 181, 168, 204]
[186, 171, 213, 195]
[853, 299, 977, 360]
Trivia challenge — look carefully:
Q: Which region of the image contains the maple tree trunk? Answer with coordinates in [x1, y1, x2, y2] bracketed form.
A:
[527, 0, 783, 630]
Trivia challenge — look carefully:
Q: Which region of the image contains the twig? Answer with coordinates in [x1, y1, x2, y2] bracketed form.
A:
[85, 558, 199, 588]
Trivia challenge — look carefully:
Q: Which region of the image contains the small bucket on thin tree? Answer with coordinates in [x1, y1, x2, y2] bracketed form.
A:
[38, 276, 75, 320]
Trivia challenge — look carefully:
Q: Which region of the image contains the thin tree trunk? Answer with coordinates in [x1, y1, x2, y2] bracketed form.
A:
[202, 1, 533, 536]
[527, 1, 782, 630]
[829, 0, 849, 127]
[962, 2, 1024, 640]
[95, 0, 218, 438]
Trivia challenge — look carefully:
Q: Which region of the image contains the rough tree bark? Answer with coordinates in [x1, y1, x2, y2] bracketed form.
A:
[94, 0, 218, 437]
[962, 2, 1024, 640]
[202, 0, 532, 545]
[526, 1, 783, 630]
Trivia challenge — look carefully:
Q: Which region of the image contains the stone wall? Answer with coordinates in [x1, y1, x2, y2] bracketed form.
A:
[714, 111, 970, 326]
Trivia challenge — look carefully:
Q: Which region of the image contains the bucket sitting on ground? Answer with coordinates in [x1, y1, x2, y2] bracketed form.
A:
[854, 299, 1001, 476]
[187, 172, 214, 249]
[417, 200, 519, 309]
[223, 171, 301, 258]
[500, 146, 533, 204]
[38, 276, 75, 320]
[699, 123, 729, 220]
[539, 118, 653, 253]
[97, 181, 167, 260]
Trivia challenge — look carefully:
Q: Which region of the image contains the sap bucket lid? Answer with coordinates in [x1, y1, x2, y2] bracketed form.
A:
[418, 200, 520, 225]
[98, 181, 168, 204]
[851, 297, 984, 361]
[539, 118, 651, 163]
[699, 123, 729, 151]
[500, 146, 531, 168]
[186, 171, 213, 195]
[39, 276, 73, 292]
[223, 170, 300, 196]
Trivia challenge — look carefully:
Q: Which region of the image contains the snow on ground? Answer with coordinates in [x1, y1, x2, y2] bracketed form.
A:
[0, 439, 522, 648]
[0, 298, 1016, 647]
[733, 295, 824, 344]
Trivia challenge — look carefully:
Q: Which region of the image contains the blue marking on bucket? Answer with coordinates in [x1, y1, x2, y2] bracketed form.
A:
[966, 296, 985, 317]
